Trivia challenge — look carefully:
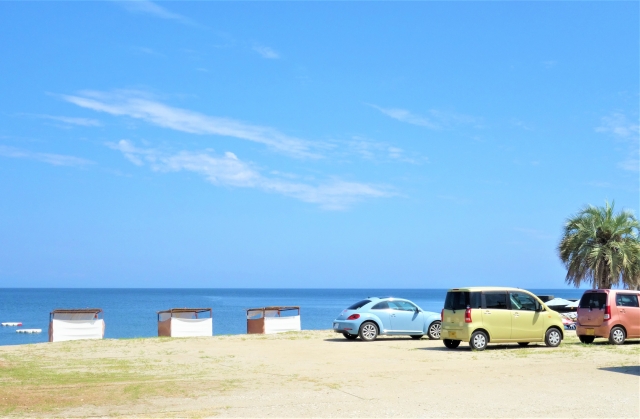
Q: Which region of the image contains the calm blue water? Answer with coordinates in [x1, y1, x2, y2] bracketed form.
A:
[0, 288, 584, 346]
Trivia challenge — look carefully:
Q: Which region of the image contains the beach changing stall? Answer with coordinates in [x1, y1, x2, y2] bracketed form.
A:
[157, 308, 213, 337]
[49, 309, 105, 342]
[246, 306, 301, 334]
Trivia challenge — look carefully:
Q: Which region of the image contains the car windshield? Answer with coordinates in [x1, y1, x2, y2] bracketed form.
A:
[347, 300, 371, 310]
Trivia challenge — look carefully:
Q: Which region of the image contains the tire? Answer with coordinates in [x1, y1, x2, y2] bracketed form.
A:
[469, 331, 488, 351]
[427, 321, 441, 340]
[443, 339, 461, 349]
[578, 335, 594, 344]
[410, 335, 423, 340]
[517, 342, 530, 347]
[545, 328, 562, 347]
[608, 326, 626, 345]
[358, 322, 378, 342]
[342, 332, 357, 340]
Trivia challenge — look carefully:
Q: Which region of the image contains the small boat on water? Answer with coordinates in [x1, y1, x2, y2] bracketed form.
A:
[1, 322, 22, 327]
[16, 329, 41, 334]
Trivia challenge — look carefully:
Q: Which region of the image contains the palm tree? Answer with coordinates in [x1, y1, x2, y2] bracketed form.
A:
[558, 201, 640, 290]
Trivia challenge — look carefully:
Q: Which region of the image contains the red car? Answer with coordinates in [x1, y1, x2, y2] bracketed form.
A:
[576, 289, 640, 344]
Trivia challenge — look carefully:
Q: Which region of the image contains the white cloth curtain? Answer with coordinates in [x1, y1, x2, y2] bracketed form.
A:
[51, 319, 104, 342]
[264, 316, 301, 334]
[170, 318, 212, 337]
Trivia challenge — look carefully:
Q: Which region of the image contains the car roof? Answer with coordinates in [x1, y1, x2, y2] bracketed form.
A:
[445, 286, 532, 292]
[364, 296, 411, 302]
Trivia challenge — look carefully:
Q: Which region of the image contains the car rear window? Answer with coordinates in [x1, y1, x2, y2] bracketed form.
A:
[579, 292, 607, 309]
[444, 291, 481, 310]
[347, 300, 371, 310]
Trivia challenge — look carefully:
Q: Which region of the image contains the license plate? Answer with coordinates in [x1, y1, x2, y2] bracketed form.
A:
[449, 331, 457, 338]
[333, 323, 339, 329]
[586, 329, 594, 336]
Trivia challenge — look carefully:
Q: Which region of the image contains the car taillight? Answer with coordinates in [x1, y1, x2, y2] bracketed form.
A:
[465, 307, 472, 323]
[604, 305, 611, 320]
[347, 314, 360, 320]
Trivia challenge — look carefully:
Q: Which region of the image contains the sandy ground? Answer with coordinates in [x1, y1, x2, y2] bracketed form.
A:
[0, 330, 638, 418]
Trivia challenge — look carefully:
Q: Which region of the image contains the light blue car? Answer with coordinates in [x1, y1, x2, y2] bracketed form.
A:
[332, 297, 441, 341]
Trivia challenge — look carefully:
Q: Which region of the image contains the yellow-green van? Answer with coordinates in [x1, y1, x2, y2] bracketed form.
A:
[440, 287, 564, 350]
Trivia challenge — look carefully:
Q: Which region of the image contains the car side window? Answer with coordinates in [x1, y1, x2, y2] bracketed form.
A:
[509, 292, 538, 311]
[371, 301, 389, 310]
[616, 294, 639, 308]
[396, 301, 417, 311]
[388, 301, 415, 311]
[483, 292, 508, 310]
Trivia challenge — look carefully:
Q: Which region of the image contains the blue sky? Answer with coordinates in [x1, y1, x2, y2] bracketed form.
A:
[0, 1, 637, 288]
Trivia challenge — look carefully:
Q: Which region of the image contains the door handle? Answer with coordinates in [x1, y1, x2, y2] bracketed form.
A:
[391, 314, 396, 317]
[484, 311, 491, 314]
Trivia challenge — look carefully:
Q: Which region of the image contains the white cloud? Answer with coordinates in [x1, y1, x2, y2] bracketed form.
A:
[596, 112, 639, 139]
[253, 45, 280, 59]
[369, 104, 482, 130]
[119, 1, 195, 26]
[542, 60, 557, 69]
[596, 112, 639, 172]
[108, 140, 390, 210]
[369, 105, 440, 129]
[0, 145, 94, 166]
[62, 90, 324, 159]
[35, 115, 102, 127]
[347, 137, 426, 164]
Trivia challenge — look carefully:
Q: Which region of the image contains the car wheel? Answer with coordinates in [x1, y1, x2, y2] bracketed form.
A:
[469, 331, 488, 351]
[545, 328, 562, 347]
[410, 335, 423, 339]
[517, 342, 530, 347]
[427, 321, 441, 340]
[358, 322, 378, 342]
[609, 326, 626, 345]
[342, 332, 357, 340]
[578, 335, 595, 344]
[443, 339, 461, 349]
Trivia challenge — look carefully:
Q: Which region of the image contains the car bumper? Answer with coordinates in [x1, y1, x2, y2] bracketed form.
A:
[440, 324, 472, 341]
[332, 321, 359, 334]
[576, 324, 611, 338]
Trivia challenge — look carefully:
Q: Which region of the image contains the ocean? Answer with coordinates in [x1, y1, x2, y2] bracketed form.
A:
[0, 288, 585, 346]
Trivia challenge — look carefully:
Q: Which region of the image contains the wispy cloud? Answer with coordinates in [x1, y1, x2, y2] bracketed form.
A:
[542, 60, 557, 69]
[347, 137, 427, 164]
[32, 114, 102, 127]
[596, 112, 639, 139]
[61, 90, 324, 159]
[0, 145, 94, 166]
[511, 118, 533, 131]
[108, 140, 390, 210]
[369, 104, 482, 130]
[253, 45, 280, 59]
[119, 0, 196, 26]
[596, 112, 639, 172]
[369, 105, 440, 129]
